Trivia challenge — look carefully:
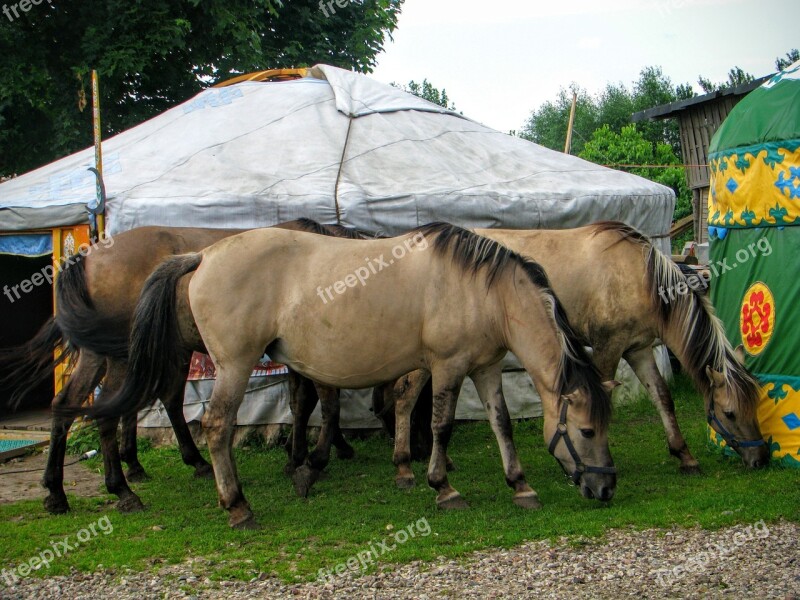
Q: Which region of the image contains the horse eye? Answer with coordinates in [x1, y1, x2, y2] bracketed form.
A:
[580, 428, 595, 439]
[723, 411, 736, 421]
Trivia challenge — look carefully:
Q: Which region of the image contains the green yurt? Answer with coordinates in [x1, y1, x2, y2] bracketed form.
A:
[707, 59, 800, 467]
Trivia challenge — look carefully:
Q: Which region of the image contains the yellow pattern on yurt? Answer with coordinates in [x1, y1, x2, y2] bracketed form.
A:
[708, 143, 800, 227]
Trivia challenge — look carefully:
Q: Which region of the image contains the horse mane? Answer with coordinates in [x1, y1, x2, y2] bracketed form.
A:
[416, 222, 611, 429]
[293, 218, 366, 240]
[591, 220, 759, 420]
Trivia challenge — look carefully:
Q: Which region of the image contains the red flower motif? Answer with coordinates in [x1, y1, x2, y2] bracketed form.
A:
[741, 290, 772, 349]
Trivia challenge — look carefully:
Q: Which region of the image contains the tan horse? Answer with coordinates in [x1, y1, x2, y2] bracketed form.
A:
[1, 219, 356, 515]
[381, 222, 768, 489]
[78, 224, 617, 529]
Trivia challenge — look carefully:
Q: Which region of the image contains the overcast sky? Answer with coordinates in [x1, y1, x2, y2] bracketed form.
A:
[371, 0, 799, 133]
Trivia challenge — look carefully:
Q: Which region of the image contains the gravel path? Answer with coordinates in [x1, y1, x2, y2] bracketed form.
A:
[1, 520, 798, 599]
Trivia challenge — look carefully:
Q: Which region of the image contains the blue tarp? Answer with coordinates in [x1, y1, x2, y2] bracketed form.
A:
[0, 234, 52, 257]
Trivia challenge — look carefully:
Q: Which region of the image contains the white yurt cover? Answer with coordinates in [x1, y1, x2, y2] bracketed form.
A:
[0, 65, 675, 428]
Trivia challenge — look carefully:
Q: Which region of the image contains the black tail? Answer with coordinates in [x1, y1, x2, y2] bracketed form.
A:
[0, 317, 73, 410]
[60, 253, 203, 421]
[55, 257, 128, 358]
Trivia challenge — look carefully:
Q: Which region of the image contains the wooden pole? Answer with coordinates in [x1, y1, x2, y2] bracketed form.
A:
[564, 91, 577, 154]
[92, 70, 105, 238]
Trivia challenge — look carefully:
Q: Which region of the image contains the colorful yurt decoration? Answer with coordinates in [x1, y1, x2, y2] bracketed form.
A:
[707, 59, 800, 467]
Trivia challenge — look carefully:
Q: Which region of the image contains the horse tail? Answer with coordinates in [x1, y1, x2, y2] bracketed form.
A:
[0, 317, 74, 410]
[55, 256, 128, 359]
[64, 253, 203, 421]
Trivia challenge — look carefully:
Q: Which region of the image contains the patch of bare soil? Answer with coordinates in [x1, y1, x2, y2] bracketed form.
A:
[0, 450, 104, 505]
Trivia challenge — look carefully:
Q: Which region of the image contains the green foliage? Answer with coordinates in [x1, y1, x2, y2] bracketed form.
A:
[65, 422, 101, 456]
[392, 79, 456, 110]
[776, 49, 800, 72]
[1, 374, 798, 583]
[518, 84, 599, 155]
[698, 66, 755, 94]
[579, 124, 691, 220]
[0, 0, 404, 177]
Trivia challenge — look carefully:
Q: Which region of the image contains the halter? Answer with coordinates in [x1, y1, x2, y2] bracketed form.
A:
[706, 398, 766, 450]
[547, 399, 616, 485]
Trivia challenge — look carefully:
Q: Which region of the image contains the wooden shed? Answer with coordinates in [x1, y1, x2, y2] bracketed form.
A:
[632, 76, 769, 244]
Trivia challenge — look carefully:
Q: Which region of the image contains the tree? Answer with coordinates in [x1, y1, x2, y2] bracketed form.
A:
[776, 49, 800, 71]
[579, 124, 692, 224]
[697, 66, 755, 93]
[518, 84, 599, 155]
[0, 0, 403, 177]
[392, 79, 456, 110]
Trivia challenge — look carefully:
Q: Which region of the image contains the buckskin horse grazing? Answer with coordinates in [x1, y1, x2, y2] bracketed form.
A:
[373, 222, 768, 489]
[0, 219, 355, 515]
[73, 224, 617, 528]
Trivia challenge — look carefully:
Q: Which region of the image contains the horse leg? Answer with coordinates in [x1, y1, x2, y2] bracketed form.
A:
[471, 362, 541, 509]
[43, 351, 105, 514]
[119, 409, 149, 482]
[285, 371, 313, 476]
[427, 368, 467, 509]
[292, 384, 340, 497]
[161, 357, 213, 479]
[411, 376, 435, 462]
[624, 346, 700, 474]
[392, 370, 431, 489]
[202, 364, 255, 529]
[98, 360, 145, 513]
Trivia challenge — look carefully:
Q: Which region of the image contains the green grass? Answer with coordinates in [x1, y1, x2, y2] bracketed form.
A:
[1, 373, 798, 584]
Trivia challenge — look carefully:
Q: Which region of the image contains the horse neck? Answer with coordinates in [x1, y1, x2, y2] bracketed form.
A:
[499, 277, 563, 413]
[659, 290, 721, 400]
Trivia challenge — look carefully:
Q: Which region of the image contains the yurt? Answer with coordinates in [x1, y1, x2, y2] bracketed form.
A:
[707, 59, 800, 466]
[0, 65, 675, 432]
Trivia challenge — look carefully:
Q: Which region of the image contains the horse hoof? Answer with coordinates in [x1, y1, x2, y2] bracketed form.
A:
[117, 494, 145, 513]
[395, 475, 416, 490]
[230, 514, 260, 530]
[436, 492, 469, 510]
[513, 493, 542, 510]
[44, 494, 70, 515]
[679, 464, 702, 475]
[193, 463, 215, 480]
[126, 468, 150, 483]
[292, 465, 320, 498]
[336, 445, 356, 460]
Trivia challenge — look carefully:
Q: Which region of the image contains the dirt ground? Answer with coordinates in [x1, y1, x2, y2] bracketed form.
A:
[0, 450, 104, 505]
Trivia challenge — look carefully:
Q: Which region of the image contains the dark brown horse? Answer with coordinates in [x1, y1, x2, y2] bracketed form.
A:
[1, 219, 356, 514]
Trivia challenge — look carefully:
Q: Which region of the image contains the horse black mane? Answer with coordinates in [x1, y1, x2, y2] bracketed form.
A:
[416, 222, 611, 429]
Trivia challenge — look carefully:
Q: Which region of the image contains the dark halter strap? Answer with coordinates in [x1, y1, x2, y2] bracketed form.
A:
[707, 399, 766, 450]
[547, 400, 616, 485]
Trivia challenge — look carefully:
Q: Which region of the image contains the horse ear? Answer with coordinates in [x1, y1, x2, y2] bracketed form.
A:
[561, 390, 579, 403]
[602, 380, 621, 393]
[705, 365, 725, 388]
[733, 345, 746, 364]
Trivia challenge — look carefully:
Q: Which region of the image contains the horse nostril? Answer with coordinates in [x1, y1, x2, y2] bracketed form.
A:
[598, 486, 614, 502]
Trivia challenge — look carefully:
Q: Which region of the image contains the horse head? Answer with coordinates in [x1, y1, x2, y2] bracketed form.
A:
[546, 380, 619, 502]
[704, 346, 769, 469]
